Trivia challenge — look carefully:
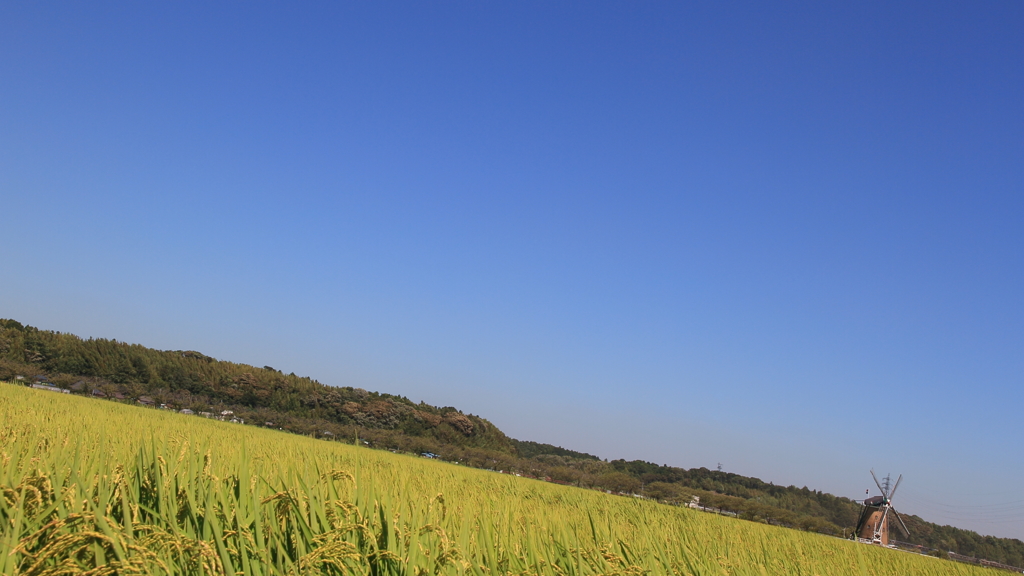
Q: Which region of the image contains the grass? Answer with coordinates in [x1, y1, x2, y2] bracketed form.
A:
[0, 383, 990, 575]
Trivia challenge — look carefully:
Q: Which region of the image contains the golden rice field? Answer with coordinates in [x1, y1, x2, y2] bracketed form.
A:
[1, 383, 986, 575]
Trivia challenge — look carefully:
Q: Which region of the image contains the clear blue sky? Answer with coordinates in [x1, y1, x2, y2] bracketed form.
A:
[2, 2, 1022, 539]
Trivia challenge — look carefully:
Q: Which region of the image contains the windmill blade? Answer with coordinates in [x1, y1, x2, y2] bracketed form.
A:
[892, 509, 911, 537]
[888, 474, 903, 501]
[874, 504, 892, 542]
[870, 469, 885, 496]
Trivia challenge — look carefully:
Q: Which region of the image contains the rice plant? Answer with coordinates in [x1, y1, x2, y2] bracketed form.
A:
[0, 383, 989, 575]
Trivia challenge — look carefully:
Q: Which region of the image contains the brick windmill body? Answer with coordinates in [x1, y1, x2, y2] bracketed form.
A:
[856, 470, 910, 545]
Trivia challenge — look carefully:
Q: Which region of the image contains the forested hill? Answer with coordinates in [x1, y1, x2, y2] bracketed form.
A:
[2, 318, 1022, 566]
[0, 318, 514, 452]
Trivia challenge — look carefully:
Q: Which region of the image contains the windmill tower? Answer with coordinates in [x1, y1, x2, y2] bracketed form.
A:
[856, 470, 910, 545]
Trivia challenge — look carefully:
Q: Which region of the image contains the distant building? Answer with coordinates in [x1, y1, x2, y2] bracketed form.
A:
[180, 409, 195, 415]
[31, 384, 69, 394]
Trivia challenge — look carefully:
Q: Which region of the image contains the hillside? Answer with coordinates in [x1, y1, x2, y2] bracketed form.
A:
[0, 384, 995, 575]
[1, 318, 1022, 567]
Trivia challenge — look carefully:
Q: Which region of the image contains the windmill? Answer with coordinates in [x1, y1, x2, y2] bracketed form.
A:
[855, 470, 910, 545]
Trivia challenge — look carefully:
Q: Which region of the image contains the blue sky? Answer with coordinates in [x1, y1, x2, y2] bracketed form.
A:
[2, 2, 1022, 539]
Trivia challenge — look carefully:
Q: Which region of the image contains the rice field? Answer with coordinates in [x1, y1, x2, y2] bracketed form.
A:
[1, 383, 987, 575]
